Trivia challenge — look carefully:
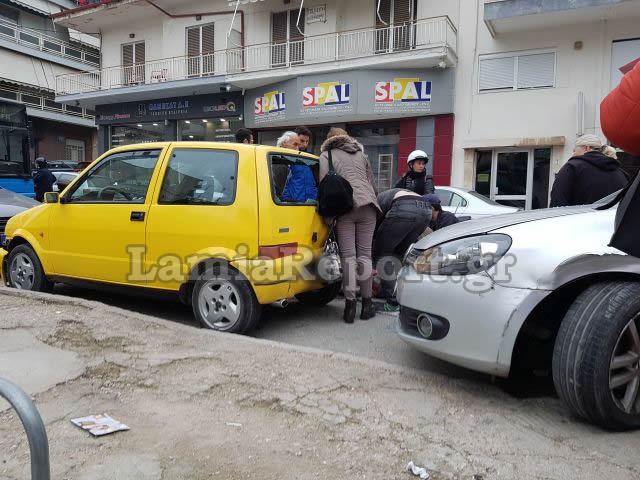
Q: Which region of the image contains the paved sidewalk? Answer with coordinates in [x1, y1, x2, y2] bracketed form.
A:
[0, 288, 638, 480]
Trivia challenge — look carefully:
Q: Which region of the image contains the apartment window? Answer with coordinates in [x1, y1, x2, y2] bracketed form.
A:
[479, 50, 555, 92]
[187, 23, 215, 77]
[0, 4, 19, 24]
[122, 41, 145, 85]
[375, 0, 416, 52]
[271, 9, 305, 66]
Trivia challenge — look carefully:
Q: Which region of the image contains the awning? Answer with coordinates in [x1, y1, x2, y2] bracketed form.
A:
[68, 28, 101, 48]
[7, 0, 62, 16]
[1, 51, 76, 91]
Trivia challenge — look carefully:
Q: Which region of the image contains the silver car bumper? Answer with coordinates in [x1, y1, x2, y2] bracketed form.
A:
[396, 267, 551, 377]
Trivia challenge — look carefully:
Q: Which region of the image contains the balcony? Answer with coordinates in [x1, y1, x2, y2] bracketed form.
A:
[55, 16, 457, 103]
[484, 0, 640, 36]
[0, 18, 100, 69]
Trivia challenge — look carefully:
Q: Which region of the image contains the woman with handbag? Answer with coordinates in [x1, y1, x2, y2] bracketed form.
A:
[319, 127, 381, 324]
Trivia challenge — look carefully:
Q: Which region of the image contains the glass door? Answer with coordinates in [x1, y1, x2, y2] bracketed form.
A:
[491, 150, 531, 209]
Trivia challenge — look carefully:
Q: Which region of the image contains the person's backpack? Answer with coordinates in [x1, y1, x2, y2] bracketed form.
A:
[317, 149, 354, 218]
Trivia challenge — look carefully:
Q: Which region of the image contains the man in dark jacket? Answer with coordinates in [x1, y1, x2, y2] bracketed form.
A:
[395, 150, 435, 195]
[550, 135, 629, 207]
[423, 194, 459, 231]
[33, 158, 56, 202]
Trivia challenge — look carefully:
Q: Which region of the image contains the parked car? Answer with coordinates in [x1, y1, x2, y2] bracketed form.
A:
[0, 142, 337, 334]
[397, 193, 640, 430]
[42, 161, 76, 172]
[434, 187, 520, 219]
[52, 172, 79, 192]
[0, 186, 39, 236]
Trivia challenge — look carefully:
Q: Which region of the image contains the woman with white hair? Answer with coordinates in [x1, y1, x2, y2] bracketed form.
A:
[550, 134, 628, 207]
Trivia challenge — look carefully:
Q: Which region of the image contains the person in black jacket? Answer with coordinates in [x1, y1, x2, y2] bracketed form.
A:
[33, 158, 56, 202]
[395, 150, 435, 195]
[423, 194, 459, 231]
[550, 135, 629, 207]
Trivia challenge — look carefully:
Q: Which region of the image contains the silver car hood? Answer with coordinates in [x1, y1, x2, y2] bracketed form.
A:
[413, 205, 596, 249]
[0, 187, 39, 217]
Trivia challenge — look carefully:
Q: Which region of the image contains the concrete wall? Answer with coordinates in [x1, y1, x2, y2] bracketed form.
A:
[451, 0, 640, 188]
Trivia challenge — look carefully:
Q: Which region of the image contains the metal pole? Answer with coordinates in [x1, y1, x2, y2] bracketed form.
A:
[0, 378, 50, 480]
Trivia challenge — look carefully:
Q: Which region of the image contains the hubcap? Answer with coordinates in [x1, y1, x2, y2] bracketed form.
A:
[610, 313, 640, 414]
[197, 280, 242, 331]
[9, 253, 35, 290]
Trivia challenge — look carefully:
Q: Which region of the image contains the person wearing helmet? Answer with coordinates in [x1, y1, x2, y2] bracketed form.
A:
[395, 150, 435, 195]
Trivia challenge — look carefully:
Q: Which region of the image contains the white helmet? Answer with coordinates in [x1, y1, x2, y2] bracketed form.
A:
[408, 150, 429, 165]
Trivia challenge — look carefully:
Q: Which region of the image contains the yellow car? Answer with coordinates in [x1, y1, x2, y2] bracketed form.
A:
[0, 142, 339, 333]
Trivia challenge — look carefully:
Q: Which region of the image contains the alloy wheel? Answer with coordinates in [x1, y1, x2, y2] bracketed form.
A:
[197, 280, 242, 331]
[610, 312, 640, 414]
[9, 253, 35, 290]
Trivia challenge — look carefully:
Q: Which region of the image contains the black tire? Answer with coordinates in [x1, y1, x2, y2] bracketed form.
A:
[6, 244, 53, 293]
[191, 266, 261, 334]
[295, 282, 342, 306]
[552, 281, 640, 430]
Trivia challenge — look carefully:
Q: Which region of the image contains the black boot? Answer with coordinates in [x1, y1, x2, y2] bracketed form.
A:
[343, 300, 357, 324]
[360, 298, 376, 320]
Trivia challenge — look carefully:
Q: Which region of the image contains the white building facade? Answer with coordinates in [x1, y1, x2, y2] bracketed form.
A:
[0, 0, 100, 164]
[452, 0, 640, 209]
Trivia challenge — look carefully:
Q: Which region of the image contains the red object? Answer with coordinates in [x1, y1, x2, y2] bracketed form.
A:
[601, 61, 640, 155]
[398, 118, 417, 177]
[620, 57, 640, 75]
[258, 243, 298, 260]
[433, 114, 454, 186]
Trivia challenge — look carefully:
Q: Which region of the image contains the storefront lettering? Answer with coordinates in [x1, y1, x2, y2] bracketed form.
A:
[255, 91, 286, 116]
[98, 113, 131, 121]
[375, 78, 432, 103]
[149, 100, 191, 111]
[302, 82, 350, 107]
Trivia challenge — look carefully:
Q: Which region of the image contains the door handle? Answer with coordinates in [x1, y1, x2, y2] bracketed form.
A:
[130, 211, 145, 222]
[312, 232, 318, 243]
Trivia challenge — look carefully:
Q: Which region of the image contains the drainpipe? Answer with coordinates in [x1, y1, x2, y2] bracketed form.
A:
[143, 0, 244, 49]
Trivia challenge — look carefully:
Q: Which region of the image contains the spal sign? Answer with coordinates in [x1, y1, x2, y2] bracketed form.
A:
[302, 82, 350, 107]
[375, 78, 432, 103]
[255, 91, 286, 118]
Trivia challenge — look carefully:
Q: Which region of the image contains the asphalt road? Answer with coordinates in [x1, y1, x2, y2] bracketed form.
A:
[53, 283, 489, 383]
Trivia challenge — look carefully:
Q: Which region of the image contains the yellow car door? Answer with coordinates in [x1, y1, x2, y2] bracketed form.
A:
[255, 147, 328, 296]
[47, 145, 166, 285]
[145, 143, 259, 292]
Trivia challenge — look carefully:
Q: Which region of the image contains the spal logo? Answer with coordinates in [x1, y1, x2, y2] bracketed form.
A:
[302, 82, 350, 107]
[375, 78, 432, 103]
[255, 91, 286, 116]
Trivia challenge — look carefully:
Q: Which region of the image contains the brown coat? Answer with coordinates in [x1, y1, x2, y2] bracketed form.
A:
[319, 135, 381, 213]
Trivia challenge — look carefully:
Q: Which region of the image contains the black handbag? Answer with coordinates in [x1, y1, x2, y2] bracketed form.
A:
[608, 172, 640, 257]
[317, 149, 354, 218]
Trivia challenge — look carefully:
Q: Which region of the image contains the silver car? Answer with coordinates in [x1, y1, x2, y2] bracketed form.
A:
[434, 186, 520, 219]
[397, 195, 640, 430]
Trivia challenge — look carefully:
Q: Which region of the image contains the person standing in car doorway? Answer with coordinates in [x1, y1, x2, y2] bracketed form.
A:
[395, 150, 435, 195]
[550, 135, 629, 207]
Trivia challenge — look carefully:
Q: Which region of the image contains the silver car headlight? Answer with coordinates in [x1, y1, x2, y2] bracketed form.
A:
[405, 234, 512, 275]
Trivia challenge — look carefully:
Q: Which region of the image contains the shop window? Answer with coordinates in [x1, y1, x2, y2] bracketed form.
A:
[377, 154, 394, 191]
[158, 148, 238, 205]
[68, 149, 161, 204]
[187, 23, 215, 77]
[268, 153, 318, 205]
[122, 41, 145, 85]
[111, 123, 164, 147]
[479, 50, 555, 92]
[179, 118, 242, 142]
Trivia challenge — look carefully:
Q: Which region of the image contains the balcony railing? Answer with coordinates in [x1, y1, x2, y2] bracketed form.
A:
[0, 18, 100, 68]
[56, 16, 456, 96]
[0, 85, 95, 120]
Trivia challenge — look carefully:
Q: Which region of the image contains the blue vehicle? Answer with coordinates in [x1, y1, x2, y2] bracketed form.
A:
[0, 99, 34, 198]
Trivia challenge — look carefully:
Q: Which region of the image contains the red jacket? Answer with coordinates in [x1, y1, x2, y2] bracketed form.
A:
[600, 61, 640, 155]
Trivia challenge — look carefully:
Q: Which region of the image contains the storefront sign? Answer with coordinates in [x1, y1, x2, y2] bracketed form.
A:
[301, 81, 353, 116]
[254, 90, 286, 124]
[307, 5, 326, 24]
[96, 92, 243, 125]
[374, 77, 432, 113]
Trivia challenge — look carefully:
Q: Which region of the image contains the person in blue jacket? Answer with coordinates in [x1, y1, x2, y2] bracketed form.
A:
[277, 131, 318, 203]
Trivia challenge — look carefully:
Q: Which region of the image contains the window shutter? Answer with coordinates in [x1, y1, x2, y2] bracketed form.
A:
[393, 0, 412, 24]
[517, 53, 555, 89]
[272, 11, 287, 43]
[122, 43, 133, 66]
[479, 56, 515, 91]
[202, 24, 215, 54]
[289, 8, 304, 41]
[187, 26, 200, 56]
[134, 42, 145, 65]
